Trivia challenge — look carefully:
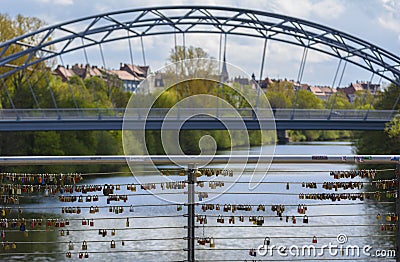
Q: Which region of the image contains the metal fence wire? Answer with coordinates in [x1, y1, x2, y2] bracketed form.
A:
[0, 156, 398, 261]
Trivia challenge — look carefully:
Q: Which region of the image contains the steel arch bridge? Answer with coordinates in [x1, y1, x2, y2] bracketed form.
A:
[1, 5, 400, 85]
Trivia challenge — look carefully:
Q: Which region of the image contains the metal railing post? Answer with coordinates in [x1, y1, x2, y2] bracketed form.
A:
[187, 163, 196, 262]
[397, 163, 400, 262]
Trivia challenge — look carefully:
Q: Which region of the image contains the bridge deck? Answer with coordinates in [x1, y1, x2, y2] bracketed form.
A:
[0, 108, 396, 131]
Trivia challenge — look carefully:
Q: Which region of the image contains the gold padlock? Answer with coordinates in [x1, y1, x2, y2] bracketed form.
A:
[210, 237, 215, 248]
[111, 229, 116, 236]
[11, 242, 16, 249]
[126, 218, 129, 227]
[68, 241, 74, 250]
[110, 240, 116, 248]
[82, 241, 87, 250]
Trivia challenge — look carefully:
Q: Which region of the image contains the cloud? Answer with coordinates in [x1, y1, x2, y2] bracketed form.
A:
[35, 0, 74, 5]
[376, 0, 400, 44]
[244, 0, 346, 21]
[377, 0, 400, 31]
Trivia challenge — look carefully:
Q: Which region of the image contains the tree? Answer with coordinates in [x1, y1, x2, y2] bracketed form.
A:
[325, 91, 353, 109]
[295, 90, 323, 109]
[355, 82, 400, 157]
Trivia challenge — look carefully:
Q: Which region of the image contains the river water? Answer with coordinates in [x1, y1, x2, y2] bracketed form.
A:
[2, 142, 396, 261]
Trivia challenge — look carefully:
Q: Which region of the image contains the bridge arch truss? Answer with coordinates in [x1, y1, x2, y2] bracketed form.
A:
[0, 5, 400, 87]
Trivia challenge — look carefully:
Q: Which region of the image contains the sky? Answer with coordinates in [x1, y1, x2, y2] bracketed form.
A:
[2, 0, 400, 87]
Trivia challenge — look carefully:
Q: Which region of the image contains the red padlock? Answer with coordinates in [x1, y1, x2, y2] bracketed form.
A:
[312, 236, 317, 244]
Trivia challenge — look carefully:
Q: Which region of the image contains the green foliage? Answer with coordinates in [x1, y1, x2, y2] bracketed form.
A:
[355, 83, 400, 156]
[295, 90, 323, 109]
[325, 91, 353, 109]
[353, 90, 374, 109]
[264, 81, 352, 141]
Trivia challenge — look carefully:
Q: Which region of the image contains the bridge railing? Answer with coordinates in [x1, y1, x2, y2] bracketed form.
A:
[0, 108, 397, 121]
[0, 155, 398, 261]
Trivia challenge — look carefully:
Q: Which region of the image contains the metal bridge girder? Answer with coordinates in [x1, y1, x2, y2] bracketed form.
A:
[0, 6, 399, 87]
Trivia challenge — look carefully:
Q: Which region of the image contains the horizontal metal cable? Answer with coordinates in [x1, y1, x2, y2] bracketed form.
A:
[2, 201, 396, 211]
[195, 235, 395, 239]
[196, 258, 394, 261]
[8, 237, 185, 244]
[0, 249, 185, 256]
[0, 191, 185, 198]
[197, 180, 397, 185]
[198, 191, 397, 195]
[2, 226, 184, 233]
[200, 224, 396, 228]
[195, 213, 396, 218]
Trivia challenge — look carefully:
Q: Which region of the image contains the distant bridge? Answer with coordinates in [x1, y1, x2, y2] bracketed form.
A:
[0, 108, 396, 131]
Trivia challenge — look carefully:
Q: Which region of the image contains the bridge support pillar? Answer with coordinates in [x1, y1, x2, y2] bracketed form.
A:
[277, 130, 289, 144]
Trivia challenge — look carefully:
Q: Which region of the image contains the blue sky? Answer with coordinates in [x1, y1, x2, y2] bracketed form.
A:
[2, 0, 400, 87]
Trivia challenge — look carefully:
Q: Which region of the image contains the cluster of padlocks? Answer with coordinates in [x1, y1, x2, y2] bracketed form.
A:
[330, 169, 377, 179]
[0, 166, 398, 260]
[190, 167, 399, 259]
[0, 173, 83, 184]
[298, 191, 398, 201]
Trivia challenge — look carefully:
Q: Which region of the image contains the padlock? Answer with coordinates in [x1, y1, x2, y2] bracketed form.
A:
[386, 214, 392, 222]
[66, 230, 70, 236]
[82, 241, 87, 250]
[11, 242, 16, 249]
[20, 223, 26, 232]
[79, 252, 83, 259]
[82, 219, 87, 226]
[256, 216, 264, 226]
[122, 241, 125, 246]
[24, 230, 29, 237]
[112, 229, 116, 236]
[286, 182, 290, 190]
[210, 237, 215, 248]
[292, 216, 296, 224]
[376, 213, 382, 220]
[264, 236, 270, 246]
[126, 218, 130, 227]
[110, 240, 116, 248]
[84, 252, 89, 258]
[66, 252, 72, 258]
[90, 219, 94, 227]
[312, 236, 317, 244]
[60, 230, 65, 236]
[68, 241, 74, 250]
[303, 215, 309, 224]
